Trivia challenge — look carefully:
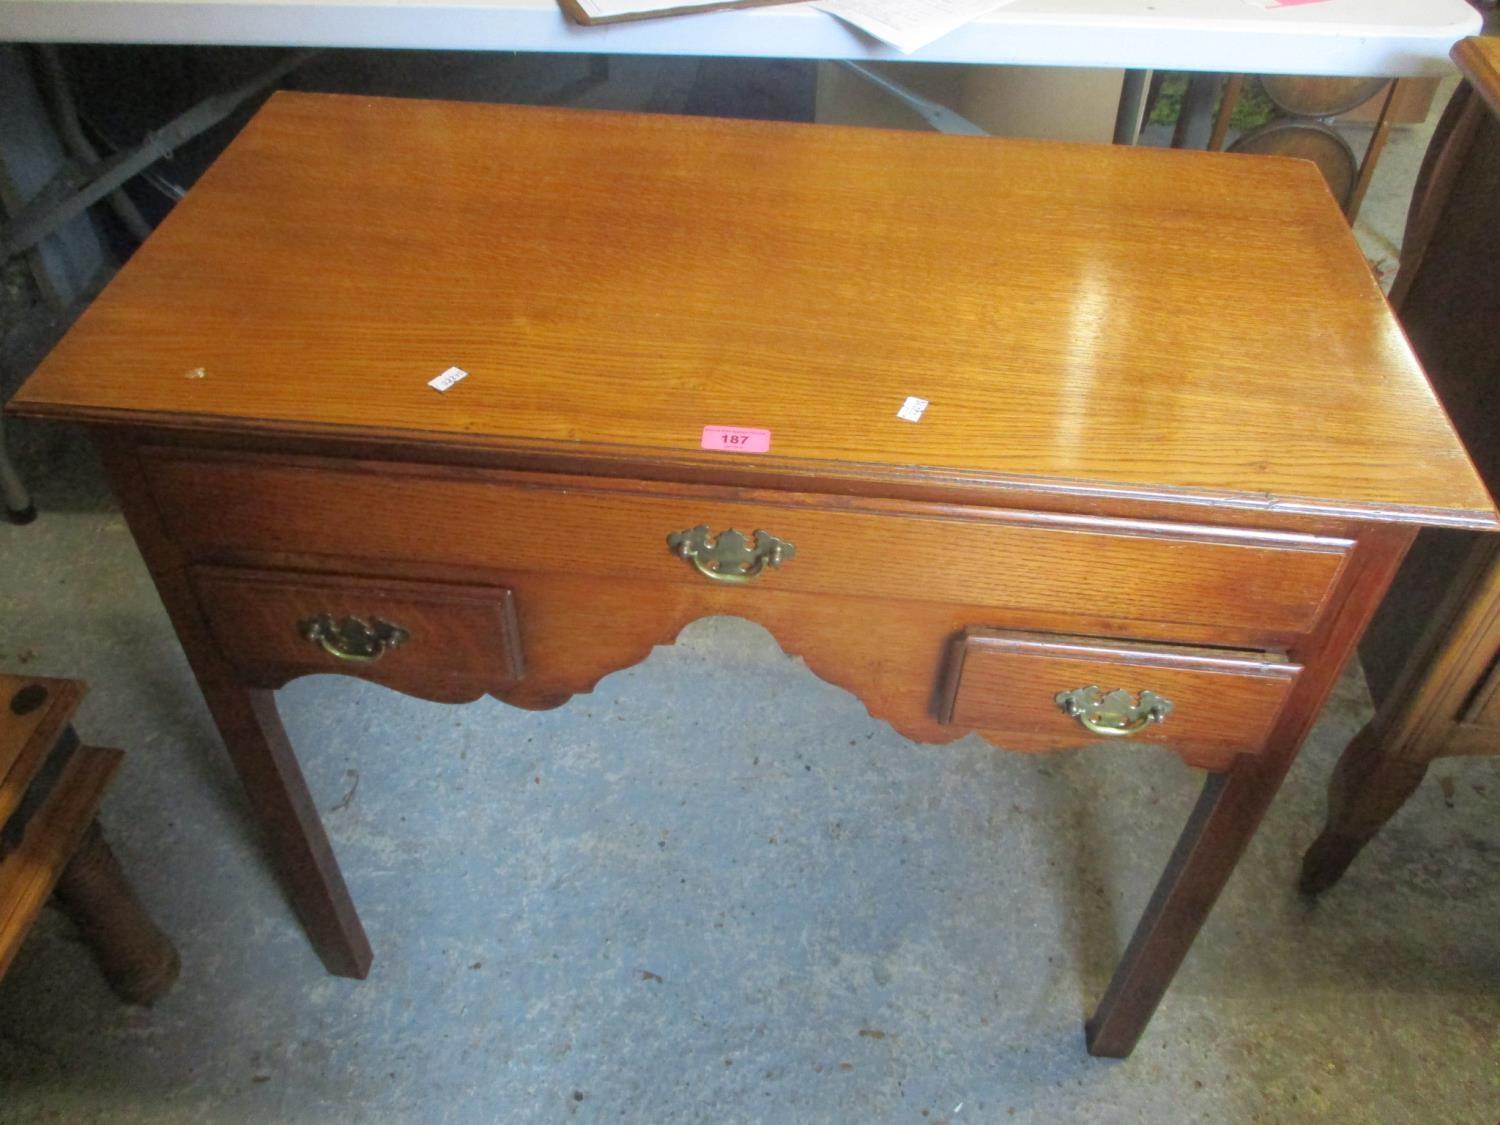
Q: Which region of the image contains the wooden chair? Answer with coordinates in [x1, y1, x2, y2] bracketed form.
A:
[1300, 38, 1500, 894]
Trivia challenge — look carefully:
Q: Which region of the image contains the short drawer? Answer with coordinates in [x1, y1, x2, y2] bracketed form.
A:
[192, 567, 523, 703]
[939, 629, 1300, 768]
[146, 451, 1352, 638]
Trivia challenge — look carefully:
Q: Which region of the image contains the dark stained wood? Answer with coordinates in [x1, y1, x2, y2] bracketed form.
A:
[1301, 38, 1500, 896]
[940, 630, 1299, 770]
[1387, 85, 1483, 313]
[1345, 79, 1402, 221]
[146, 451, 1353, 637]
[1297, 723, 1430, 896]
[7, 95, 1493, 1055]
[53, 816, 181, 1005]
[94, 434, 372, 979]
[1087, 523, 1414, 1057]
[1206, 74, 1242, 154]
[1301, 537, 1500, 893]
[192, 567, 524, 703]
[1356, 528, 1474, 707]
[8, 93, 1494, 530]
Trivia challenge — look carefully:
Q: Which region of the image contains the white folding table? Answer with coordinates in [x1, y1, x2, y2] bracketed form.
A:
[0, 0, 1480, 74]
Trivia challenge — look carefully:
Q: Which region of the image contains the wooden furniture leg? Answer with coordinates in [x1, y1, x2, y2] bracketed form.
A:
[1296, 45, 1500, 896]
[1301, 538, 1500, 894]
[1206, 74, 1243, 153]
[1297, 722, 1428, 894]
[194, 683, 372, 979]
[1345, 79, 1403, 222]
[53, 819, 181, 1003]
[1087, 759, 1280, 1057]
[1088, 527, 1414, 1057]
[94, 435, 372, 980]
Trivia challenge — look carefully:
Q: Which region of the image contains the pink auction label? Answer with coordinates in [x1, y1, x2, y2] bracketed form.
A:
[700, 425, 771, 453]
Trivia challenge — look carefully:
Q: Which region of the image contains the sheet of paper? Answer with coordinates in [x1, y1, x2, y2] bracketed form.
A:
[816, 0, 1017, 54]
[571, 0, 727, 19]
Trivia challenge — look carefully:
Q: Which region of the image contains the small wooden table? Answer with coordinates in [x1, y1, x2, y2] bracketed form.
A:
[1300, 36, 1500, 895]
[9, 93, 1495, 1056]
[0, 673, 179, 1003]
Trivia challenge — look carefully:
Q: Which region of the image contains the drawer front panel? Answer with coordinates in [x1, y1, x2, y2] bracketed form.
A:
[147, 453, 1351, 636]
[940, 629, 1300, 766]
[192, 567, 523, 703]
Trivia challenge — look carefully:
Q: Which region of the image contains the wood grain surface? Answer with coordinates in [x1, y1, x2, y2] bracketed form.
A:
[192, 567, 524, 702]
[0, 745, 121, 983]
[0, 674, 84, 827]
[940, 629, 1299, 768]
[9, 92, 1494, 528]
[1453, 36, 1500, 118]
[145, 451, 1352, 637]
[16, 92, 1485, 1051]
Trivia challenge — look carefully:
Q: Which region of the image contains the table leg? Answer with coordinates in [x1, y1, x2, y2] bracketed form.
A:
[0, 416, 36, 524]
[53, 819, 181, 1004]
[1207, 74, 1243, 153]
[1297, 721, 1427, 895]
[1084, 525, 1414, 1056]
[1170, 73, 1222, 150]
[1345, 79, 1402, 222]
[92, 433, 372, 980]
[1113, 69, 1150, 145]
[1085, 752, 1289, 1058]
[197, 684, 373, 979]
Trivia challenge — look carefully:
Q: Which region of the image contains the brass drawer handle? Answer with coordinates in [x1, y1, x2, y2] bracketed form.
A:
[666, 525, 796, 584]
[299, 614, 410, 663]
[1055, 685, 1174, 736]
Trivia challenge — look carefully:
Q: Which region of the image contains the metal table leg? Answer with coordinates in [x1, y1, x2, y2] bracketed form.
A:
[0, 419, 36, 524]
[1114, 69, 1150, 145]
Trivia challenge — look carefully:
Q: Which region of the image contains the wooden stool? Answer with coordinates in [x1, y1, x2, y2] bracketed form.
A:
[0, 673, 179, 1003]
[1300, 38, 1500, 894]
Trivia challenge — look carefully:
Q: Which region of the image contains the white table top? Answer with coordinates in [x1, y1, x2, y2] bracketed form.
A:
[0, 0, 1479, 74]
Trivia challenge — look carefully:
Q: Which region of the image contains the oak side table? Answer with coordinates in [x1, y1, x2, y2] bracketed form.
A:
[8, 92, 1496, 1056]
[1300, 36, 1500, 894]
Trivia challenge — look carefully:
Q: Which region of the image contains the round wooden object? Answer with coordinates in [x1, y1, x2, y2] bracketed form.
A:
[53, 821, 181, 1005]
[1258, 75, 1390, 119]
[1228, 120, 1357, 205]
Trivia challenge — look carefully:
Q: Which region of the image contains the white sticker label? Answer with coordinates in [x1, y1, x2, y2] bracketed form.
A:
[896, 395, 929, 423]
[428, 366, 468, 392]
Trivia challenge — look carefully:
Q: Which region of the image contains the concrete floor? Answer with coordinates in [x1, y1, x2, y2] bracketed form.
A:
[2, 56, 1499, 1124]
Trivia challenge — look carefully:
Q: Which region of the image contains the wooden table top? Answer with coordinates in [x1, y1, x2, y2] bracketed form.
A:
[11, 92, 1495, 528]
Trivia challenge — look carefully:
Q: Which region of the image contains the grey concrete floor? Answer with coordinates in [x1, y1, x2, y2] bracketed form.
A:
[2, 58, 1499, 1124]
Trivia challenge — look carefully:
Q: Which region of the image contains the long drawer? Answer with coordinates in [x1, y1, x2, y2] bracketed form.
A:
[143, 450, 1352, 636]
